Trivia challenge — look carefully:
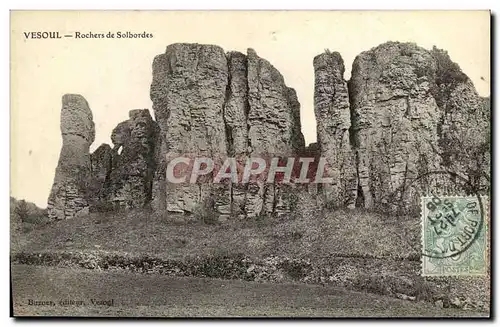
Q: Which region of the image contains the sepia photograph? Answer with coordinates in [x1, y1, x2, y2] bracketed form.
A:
[9, 10, 491, 318]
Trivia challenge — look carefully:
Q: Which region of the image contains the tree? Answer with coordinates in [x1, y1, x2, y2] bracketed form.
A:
[14, 199, 29, 223]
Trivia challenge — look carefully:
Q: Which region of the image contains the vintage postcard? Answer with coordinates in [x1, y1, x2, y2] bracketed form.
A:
[10, 10, 491, 318]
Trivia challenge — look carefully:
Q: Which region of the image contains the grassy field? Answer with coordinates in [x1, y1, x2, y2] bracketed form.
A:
[12, 206, 420, 260]
[10, 200, 490, 316]
[11, 264, 486, 318]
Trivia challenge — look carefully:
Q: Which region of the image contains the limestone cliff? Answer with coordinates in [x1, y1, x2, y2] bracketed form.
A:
[245, 48, 305, 217]
[150, 44, 305, 219]
[313, 51, 357, 208]
[343, 42, 489, 212]
[150, 44, 230, 216]
[47, 42, 489, 221]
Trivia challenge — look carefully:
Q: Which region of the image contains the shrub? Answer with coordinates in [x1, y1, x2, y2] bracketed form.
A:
[192, 198, 219, 225]
[13, 200, 29, 223]
[431, 46, 469, 86]
[277, 258, 312, 281]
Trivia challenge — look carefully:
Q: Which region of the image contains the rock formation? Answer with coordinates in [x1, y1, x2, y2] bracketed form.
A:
[47, 94, 95, 220]
[347, 42, 442, 210]
[345, 42, 490, 211]
[223, 51, 250, 217]
[87, 109, 159, 211]
[47, 42, 489, 221]
[430, 49, 491, 196]
[245, 49, 305, 217]
[150, 44, 305, 219]
[88, 143, 113, 210]
[150, 43, 230, 216]
[313, 51, 357, 208]
[106, 109, 159, 209]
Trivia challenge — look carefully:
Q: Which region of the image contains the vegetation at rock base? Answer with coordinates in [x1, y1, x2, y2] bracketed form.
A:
[11, 202, 489, 312]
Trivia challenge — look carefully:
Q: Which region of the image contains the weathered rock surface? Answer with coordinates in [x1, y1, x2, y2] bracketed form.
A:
[247, 48, 305, 156]
[313, 51, 357, 208]
[47, 94, 95, 220]
[106, 109, 159, 209]
[47, 42, 489, 221]
[150, 44, 305, 219]
[245, 49, 305, 217]
[223, 51, 250, 217]
[88, 143, 113, 210]
[346, 42, 490, 211]
[431, 49, 491, 196]
[224, 51, 250, 157]
[150, 43, 229, 215]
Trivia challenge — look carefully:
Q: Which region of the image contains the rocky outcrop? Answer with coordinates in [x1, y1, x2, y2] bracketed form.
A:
[431, 49, 491, 195]
[47, 42, 489, 221]
[348, 42, 442, 210]
[246, 49, 305, 156]
[48, 98, 159, 218]
[150, 44, 305, 219]
[245, 49, 305, 217]
[313, 51, 357, 208]
[105, 109, 159, 209]
[88, 143, 113, 210]
[223, 51, 250, 218]
[345, 42, 490, 211]
[47, 94, 95, 220]
[150, 43, 229, 215]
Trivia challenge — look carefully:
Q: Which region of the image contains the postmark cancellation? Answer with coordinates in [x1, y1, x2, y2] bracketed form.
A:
[421, 195, 488, 277]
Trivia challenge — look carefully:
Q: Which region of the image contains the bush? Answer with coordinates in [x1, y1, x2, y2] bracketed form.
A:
[278, 258, 312, 281]
[431, 46, 469, 86]
[14, 200, 29, 223]
[192, 198, 219, 225]
[11, 198, 49, 235]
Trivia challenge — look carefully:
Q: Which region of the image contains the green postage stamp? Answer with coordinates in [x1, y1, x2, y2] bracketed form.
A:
[421, 195, 488, 276]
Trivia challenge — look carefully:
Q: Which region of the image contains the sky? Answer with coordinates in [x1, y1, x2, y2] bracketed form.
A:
[10, 10, 490, 208]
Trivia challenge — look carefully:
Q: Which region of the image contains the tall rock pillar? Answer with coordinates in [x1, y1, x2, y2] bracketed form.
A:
[313, 51, 357, 208]
[47, 94, 95, 220]
[150, 43, 229, 215]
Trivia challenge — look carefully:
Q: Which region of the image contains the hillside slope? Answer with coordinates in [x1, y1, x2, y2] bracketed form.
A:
[11, 207, 490, 313]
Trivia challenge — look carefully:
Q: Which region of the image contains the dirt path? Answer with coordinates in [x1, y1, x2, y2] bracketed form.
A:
[11, 264, 486, 318]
